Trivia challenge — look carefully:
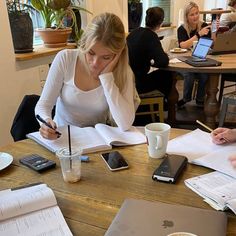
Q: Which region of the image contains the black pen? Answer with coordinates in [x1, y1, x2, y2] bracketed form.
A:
[36, 114, 61, 136]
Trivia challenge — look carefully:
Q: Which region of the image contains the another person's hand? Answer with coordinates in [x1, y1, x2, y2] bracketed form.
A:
[199, 25, 211, 37]
[229, 154, 236, 168]
[211, 127, 236, 145]
[101, 51, 122, 74]
[39, 118, 59, 140]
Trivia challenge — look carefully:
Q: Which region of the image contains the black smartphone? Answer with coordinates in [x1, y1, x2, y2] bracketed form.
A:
[152, 154, 188, 183]
[19, 154, 56, 172]
[101, 151, 129, 171]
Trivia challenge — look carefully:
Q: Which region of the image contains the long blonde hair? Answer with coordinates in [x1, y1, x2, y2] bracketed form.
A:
[183, 1, 203, 37]
[78, 12, 133, 92]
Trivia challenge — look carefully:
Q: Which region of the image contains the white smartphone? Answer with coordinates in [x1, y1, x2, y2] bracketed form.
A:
[101, 151, 129, 171]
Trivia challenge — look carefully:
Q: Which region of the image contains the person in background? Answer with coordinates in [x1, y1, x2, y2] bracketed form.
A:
[220, 0, 236, 27]
[177, 1, 217, 108]
[35, 12, 139, 140]
[211, 127, 236, 168]
[127, 7, 172, 101]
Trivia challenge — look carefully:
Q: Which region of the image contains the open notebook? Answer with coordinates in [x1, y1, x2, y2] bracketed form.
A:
[27, 124, 146, 154]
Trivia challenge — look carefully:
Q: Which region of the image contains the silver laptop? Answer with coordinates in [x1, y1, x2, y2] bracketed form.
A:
[179, 37, 221, 67]
[105, 199, 227, 236]
[211, 32, 236, 55]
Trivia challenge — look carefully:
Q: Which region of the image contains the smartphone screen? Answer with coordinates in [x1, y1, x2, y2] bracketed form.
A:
[101, 151, 129, 171]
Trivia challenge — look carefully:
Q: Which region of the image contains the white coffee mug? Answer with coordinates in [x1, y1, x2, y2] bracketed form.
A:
[167, 232, 198, 236]
[145, 123, 171, 158]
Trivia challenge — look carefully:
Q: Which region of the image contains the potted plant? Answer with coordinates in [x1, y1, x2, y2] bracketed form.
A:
[6, 0, 34, 53]
[30, 0, 92, 47]
[128, 0, 143, 32]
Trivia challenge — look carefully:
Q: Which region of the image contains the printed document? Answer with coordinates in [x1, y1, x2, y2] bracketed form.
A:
[185, 171, 236, 214]
[0, 184, 72, 236]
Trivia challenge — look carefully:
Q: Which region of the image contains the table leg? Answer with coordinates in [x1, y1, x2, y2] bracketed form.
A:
[204, 73, 220, 129]
[167, 72, 179, 124]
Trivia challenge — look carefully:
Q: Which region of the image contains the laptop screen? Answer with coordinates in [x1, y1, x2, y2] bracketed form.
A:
[192, 37, 213, 59]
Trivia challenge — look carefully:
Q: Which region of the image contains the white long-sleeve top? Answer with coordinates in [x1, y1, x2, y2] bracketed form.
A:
[35, 49, 136, 131]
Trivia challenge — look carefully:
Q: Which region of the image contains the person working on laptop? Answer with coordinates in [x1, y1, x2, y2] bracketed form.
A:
[211, 127, 236, 168]
[127, 7, 172, 103]
[177, 1, 218, 108]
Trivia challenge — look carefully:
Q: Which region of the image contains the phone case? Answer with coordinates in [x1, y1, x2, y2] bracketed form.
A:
[152, 154, 188, 183]
[101, 151, 129, 171]
[19, 154, 56, 172]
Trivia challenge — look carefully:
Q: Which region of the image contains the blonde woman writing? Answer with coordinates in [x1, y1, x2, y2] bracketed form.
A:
[35, 13, 139, 140]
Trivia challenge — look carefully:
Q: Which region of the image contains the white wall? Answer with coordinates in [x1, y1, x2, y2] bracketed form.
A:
[85, 0, 128, 31]
[0, 1, 41, 146]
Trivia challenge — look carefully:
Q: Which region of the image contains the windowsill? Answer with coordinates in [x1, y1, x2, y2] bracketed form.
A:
[15, 43, 77, 61]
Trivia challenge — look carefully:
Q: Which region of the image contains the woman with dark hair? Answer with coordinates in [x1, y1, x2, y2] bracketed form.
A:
[127, 7, 172, 100]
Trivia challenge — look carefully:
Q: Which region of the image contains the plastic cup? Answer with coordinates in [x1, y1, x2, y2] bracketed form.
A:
[56, 148, 82, 183]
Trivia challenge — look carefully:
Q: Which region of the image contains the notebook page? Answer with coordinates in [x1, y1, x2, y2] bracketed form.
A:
[0, 206, 72, 236]
[95, 124, 146, 146]
[0, 184, 56, 221]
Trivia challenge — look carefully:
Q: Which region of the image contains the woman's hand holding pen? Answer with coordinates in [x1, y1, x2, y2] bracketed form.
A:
[39, 118, 60, 140]
[211, 127, 236, 145]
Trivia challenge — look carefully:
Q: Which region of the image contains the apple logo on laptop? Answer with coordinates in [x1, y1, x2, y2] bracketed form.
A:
[162, 220, 174, 228]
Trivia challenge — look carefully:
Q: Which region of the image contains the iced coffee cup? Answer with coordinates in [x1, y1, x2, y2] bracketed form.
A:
[56, 148, 81, 183]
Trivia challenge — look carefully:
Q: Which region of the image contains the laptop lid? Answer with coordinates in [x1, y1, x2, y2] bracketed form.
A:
[192, 37, 213, 59]
[211, 32, 236, 54]
[105, 199, 227, 236]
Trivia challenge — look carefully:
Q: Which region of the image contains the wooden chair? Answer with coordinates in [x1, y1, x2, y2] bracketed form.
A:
[218, 91, 236, 127]
[218, 74, 236, 104]
[136, 90, 164, 123]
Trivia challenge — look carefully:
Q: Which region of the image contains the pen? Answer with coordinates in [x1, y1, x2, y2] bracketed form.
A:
[196, 120, 229, 142]
[196, 119, 213, 132]
[36, 114, 61, 136]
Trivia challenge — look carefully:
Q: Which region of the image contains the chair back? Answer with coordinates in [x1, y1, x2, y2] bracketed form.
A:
[11, 94, 40, 141]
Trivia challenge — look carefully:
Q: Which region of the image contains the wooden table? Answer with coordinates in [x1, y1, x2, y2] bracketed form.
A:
[0, 128, 235, 236]
[200, 9, 231, 22]
[166, 52, 236, 128]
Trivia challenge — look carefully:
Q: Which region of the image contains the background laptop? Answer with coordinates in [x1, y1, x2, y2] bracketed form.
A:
[179, 37, 222, 67]
[210, 32, 236, 55]
[105, 199, 227, 236]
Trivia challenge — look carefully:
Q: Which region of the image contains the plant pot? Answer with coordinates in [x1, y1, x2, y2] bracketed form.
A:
[128, 2, 143, 32]
[36, 27, 72, 48]
[8, 12, 33, 53]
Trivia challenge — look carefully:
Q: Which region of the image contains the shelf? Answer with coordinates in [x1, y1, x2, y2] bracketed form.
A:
[15, 43, 77, 61]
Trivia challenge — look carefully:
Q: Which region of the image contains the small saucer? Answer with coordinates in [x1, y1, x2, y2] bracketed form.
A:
[0, 152, 13, 170]
[170, 48, 188, 53]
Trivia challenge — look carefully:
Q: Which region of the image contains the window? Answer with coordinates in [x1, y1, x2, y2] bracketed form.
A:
[30, 9, 44, 45]
[141, 0, 171, 27]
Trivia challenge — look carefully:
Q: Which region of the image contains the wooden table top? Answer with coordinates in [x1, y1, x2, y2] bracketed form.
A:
[0, 128, 235, 236]
[168, 52, 236, 73]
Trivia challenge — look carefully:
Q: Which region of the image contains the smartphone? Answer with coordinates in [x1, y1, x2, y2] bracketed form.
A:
[19, 154, 56, 172]
[152, 154, 188, 183]
[101, 151, 129, 171]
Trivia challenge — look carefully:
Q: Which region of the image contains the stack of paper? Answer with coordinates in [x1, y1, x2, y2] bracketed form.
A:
[185, 171, 236, 214]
